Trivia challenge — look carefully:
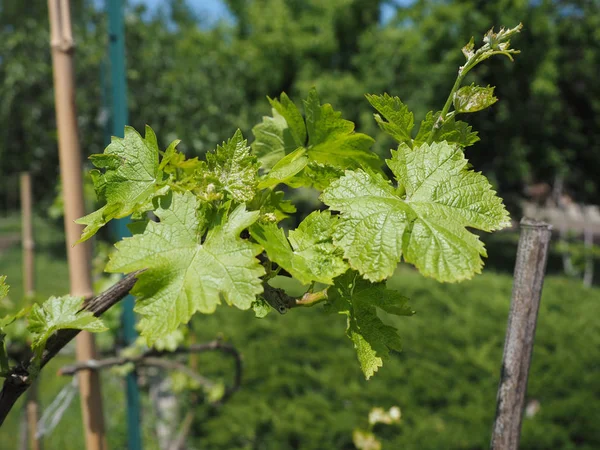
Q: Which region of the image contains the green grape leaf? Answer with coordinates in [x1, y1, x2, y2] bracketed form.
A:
[252, 109, 299, 171]
[27, 295, 107, 354]
[365, 93, 414, 144]
[414, 111, 479, 147]
[288, 161, 346, 190]
[322, 141, 510, 282]
[252, 89, 381, 188]
[269, 92, 307, 147]
[321, 170, 411, 282]
[453, 84, 497, 113]
[251, 298, 272, 318]
[76, 126, 170, 242]
[0, 279, 28, 375]
[250, 211, 348, 285]
[247, 189, 296, 223]
[0, 275, 7, 301]
[303, 89, 380, 171]
[257, 147, 308, 189]
[106, 191, 265, 344]
[206, 129, 260, 202]
[328, 272, 413, 379]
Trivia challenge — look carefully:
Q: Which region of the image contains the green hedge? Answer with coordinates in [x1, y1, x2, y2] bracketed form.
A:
[1, 235, 598, 449]
[189, 269, 600, 450]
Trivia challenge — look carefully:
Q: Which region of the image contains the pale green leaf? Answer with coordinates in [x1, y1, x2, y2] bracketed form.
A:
[321, 170, 412, 281]
[322, 142, 510, 282]
[251, 298, 272, 318]
[287, 161, 345, 190]
[257, 147, 308, 189]
[206, 129, 260, 202]
[252, 89, 381, 188]
[0, 276, 7, 301]
[76, 126, 169, 242]
[414, 111, 479, 147]
[106, 191, 265, 344]
[269, 92, 307, 147]
[453, 84, 497, 113]
[27, 295, 107, 352]
[247, 189, 296, 222]
[365, 93, 414, 143]
[250, 211, 347, 285]
[252, 109, 299, 170]
[328, 272, 412, 379]
[303, 88, 380, 172]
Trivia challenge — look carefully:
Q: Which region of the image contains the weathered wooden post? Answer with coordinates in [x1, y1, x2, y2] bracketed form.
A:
[490, 218, 552, 450]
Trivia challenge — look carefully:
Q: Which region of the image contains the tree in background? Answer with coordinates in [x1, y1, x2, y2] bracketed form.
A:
[0, 0, 599, 211]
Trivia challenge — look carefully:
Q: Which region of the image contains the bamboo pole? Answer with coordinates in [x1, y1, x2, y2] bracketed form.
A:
[20, 173, 35, 299]
[19, 173, 35, 300]
[490, 218, 552, 450]
[47, 1, 107, 449]
[26, 384, 42, 450]
[20, 172, 42, 450]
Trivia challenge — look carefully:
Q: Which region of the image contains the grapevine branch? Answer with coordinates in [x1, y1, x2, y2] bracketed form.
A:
[0, 271, 141, 426]
[0, 271, 300, 426]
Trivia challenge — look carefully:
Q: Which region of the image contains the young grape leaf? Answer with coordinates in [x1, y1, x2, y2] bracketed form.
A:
[413, 111, 479, 147]
[250, 211, 348, 285]
[365, 93, 414, 144]
[252, 108, 300, 171]
[251, 298, 272, 318]
[286, 161, 346, 190]
[303, 89, 380, 171]
[76, 126, 170, 242]
[206, 129, 260, 202]
[321, 141, 510, 282]
[1, 278, 24, 375]
[327, 271, 413, 379]
[247, 189, 296, 223]
[252, 89, 381, 189]
[269, 92, 307, 148]
[453, 84, 497, 113]
[27, 295, 107, 354]
[0, 275, 7, 301]
[257, 147, 308, 190]
[106, 191, 265, 344]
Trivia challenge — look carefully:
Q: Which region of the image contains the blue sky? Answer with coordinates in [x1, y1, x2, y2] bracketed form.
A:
[129, 0, 412, 24]
[130, 0, 234, 23]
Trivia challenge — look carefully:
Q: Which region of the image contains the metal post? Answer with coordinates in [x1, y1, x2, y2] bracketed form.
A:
[106, 1, 142, 449]
[47, 1, 107, 449]
[490, 218, 552, 450]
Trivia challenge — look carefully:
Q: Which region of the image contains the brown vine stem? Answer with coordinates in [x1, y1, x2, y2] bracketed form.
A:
[0, 271, 142, 427]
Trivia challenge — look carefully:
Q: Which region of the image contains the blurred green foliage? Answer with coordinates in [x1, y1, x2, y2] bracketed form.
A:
[1, 0, 599, 214]
[1, 0, 599, 447]
[1, 225, 598, 448]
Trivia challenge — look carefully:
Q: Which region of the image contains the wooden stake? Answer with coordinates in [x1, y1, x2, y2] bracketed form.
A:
[47, 1, 107, 449]
[26, 383, 42, 450]
[490, 218, 552, 450]
[20, 172, 42, 450]
[20, 173, 35, 299]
